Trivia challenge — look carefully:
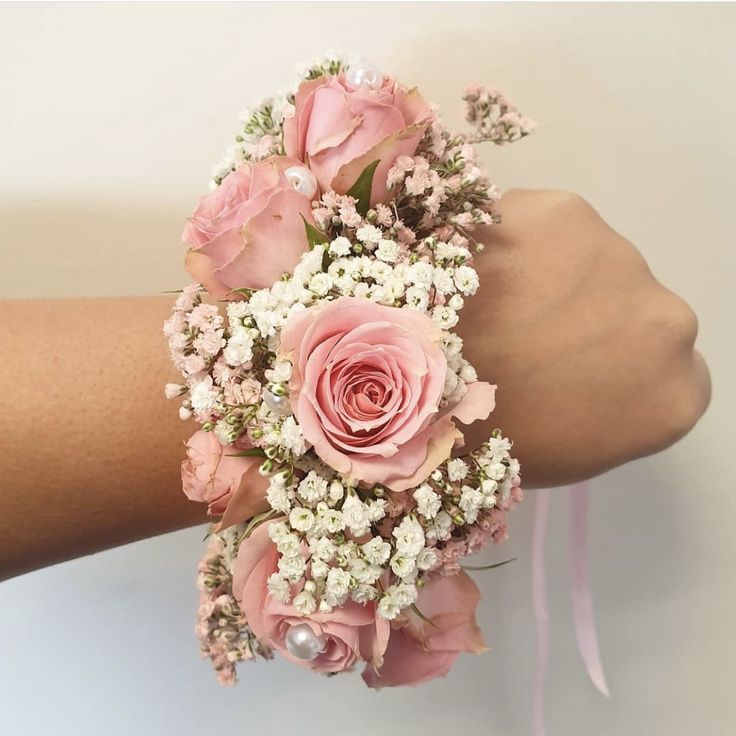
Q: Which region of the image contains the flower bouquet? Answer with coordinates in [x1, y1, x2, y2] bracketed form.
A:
[164, 51, 534, 687]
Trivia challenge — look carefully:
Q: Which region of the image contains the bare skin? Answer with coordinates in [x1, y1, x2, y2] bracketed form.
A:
[458, 190, 711, 483]
[0, 190, 710, 580]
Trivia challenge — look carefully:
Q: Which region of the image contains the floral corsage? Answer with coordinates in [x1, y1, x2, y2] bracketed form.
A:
[164, 51, 533, 688]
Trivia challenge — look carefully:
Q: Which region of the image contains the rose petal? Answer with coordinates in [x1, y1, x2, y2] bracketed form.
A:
[362, 572, 485, 688]
[215, 461, 270, 531]
[232, 519, 280, 608]
[304, 86, 363, 157]
[405, 572, 487, 654]
[362, 628, 459, 688]
[448, 381, 496, 426]
[214, 188, 313, 290]
[283, 77, 325, 160]
[308, 94, 405, 191]
[359, 612, 391, 670]
[331, 122, 429, 206]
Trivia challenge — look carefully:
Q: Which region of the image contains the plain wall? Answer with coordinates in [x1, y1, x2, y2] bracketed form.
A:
[0, 3, 734, 735]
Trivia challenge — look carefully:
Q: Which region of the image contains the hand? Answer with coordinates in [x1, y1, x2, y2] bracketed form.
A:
[457, 189, 711, 487]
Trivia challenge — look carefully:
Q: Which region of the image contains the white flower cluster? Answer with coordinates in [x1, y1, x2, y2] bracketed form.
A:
[223, 303, 256, 368]
[163, 285, 226, 423]
[416, 434, 522, 575]
[258, 467, 444, 619]
[204, 429, 521, 626]
[209, 93, 291, 188]
[294, 48, 349, 80]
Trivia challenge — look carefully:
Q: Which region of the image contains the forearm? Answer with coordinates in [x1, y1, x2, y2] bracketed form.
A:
[0, 296, 206, 580]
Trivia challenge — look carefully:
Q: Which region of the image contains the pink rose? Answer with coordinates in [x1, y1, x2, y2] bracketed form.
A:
[232, 519, 389, 674]
[363, 571, 487, 688]
[181, 430, 268, 530]
[283, 73, 431, 206]
[183, 156, 317, 296]
[279, 296, 495, 491]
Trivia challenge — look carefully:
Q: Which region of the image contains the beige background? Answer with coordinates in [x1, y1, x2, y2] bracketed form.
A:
[0, 2, 734, 735]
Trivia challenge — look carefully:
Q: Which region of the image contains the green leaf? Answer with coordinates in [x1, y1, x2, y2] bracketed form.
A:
[346, 159, 380, 216]
[226, 448, 267, 458]
[301, 215, 329, 250]
[239, 509, 280, 541]
[461, 557, 517, 571]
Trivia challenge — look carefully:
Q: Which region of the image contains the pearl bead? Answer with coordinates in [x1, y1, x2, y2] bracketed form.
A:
[285, 166, 318, 198]
[284, 623, 326, 661]
[263, 390, 293, 416]
[345, 62, 383, 90]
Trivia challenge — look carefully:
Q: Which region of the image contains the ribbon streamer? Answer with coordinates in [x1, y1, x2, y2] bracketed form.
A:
[569, 481, 610, 697]
[531, 488, 551, 736]
[532, 483, 609, 736]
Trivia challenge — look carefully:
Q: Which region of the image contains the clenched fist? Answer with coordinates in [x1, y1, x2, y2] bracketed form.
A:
[458, 190, 711, 487]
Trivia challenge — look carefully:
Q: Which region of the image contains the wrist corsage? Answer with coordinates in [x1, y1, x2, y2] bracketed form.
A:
[164, 51, 533, 688]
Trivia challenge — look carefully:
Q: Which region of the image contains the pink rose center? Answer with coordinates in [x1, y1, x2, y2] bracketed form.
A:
[329, 352, 406, 438]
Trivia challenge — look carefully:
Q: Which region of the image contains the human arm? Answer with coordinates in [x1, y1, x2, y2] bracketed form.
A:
[0, 296, 206, 581]
[0, 190, 711, 580]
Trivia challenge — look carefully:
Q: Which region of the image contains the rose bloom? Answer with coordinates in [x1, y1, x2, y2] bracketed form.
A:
[283, 73, 431, 206]
[363, 571, 486, 688]
[279, 296, 494, 492]
[181, 430, 268, 530]
[183, 156, 317, 296]
[232, 519, 389, 674]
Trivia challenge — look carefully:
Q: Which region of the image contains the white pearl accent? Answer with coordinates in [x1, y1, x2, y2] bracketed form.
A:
[284, 623, 326, 661]
[285, 166, 318, 198]
[345, 62, 383, 90]
[264, 390, 293, 416]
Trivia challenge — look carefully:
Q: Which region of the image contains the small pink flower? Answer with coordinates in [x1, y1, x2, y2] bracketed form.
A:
[182, 354, 206, 376]
[283, 73, 432, 206]
[183, 156, 318, 296]
[279, 296, 495, 492]
[363, 571, 487, 688]
[181, 430, 269, 530]
[232, 520, 389, 674]
[466, 523, 493, 555]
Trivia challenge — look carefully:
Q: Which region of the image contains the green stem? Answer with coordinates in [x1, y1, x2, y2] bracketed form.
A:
[461, 557, 517, 571]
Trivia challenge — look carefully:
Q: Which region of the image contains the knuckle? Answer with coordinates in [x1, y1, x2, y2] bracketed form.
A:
[653, 290, 700, 350]
[675, 298, 700, 347]
[548, 190, 589, 215]
[536, 190, 599, 232]
[663, 368, 710, 445]
[634, 293, 707, 450]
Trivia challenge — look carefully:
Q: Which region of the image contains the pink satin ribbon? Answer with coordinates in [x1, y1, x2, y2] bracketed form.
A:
[532, 482, 609, 736]
[531, 488, 551, 736]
